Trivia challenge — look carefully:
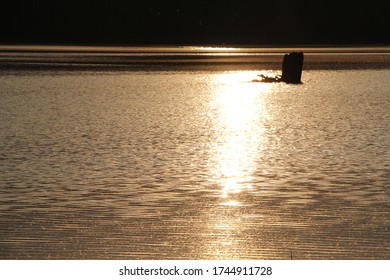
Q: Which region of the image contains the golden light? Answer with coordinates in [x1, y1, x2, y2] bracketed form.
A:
[198, 71, 272, 259]
[210, 71, 270, 205]
[192, 46, 239, 52]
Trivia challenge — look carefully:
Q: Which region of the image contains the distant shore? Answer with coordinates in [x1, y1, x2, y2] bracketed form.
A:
[1, 45, 389, 71]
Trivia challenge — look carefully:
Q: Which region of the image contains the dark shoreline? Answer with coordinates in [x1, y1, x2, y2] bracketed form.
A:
[1, 46, 390, 71]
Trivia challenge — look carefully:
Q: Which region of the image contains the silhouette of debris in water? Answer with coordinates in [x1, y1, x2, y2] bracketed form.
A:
[253, 52, 304, 84]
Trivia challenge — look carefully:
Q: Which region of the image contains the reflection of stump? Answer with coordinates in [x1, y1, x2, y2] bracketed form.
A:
[281, 52, 304, 84]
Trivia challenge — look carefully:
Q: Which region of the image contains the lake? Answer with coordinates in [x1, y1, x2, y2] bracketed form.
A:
[0, 46, 389, 259]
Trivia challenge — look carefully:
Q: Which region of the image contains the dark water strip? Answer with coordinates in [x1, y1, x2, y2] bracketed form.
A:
[1, 53, 390, 71]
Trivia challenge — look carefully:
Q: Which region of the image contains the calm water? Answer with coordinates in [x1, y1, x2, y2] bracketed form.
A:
[0, 47, 389, 259]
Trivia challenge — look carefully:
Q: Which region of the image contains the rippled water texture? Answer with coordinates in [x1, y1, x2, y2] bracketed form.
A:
[0, 68, 389, 259]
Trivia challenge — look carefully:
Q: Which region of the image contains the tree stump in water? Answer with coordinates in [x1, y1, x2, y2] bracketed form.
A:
[281, 52, 304, 84]
[254, 51, 304, 83]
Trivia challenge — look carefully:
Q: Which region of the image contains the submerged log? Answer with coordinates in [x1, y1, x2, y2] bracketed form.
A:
[257, 74, 282, 83]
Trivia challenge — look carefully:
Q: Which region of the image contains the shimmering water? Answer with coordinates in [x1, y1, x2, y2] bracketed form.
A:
[0, 49, 389, 259]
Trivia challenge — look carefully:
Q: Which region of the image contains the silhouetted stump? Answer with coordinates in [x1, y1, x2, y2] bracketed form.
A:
[254, 51, 304, 84]
[281, 52, 304, 84]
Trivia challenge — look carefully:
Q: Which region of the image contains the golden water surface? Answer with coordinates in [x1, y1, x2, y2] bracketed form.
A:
[0, 68, 389, 259]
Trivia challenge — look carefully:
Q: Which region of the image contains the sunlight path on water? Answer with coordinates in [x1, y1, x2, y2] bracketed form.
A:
[211, 72, 270, 203]
[201, 72, 272, 258]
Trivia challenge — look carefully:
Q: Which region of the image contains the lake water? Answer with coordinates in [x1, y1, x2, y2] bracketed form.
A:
[0, 47, 389, 259]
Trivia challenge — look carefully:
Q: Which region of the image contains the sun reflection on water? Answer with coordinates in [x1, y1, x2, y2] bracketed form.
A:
[211, 72, 270, 204]
[199, 71, 272, 259]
